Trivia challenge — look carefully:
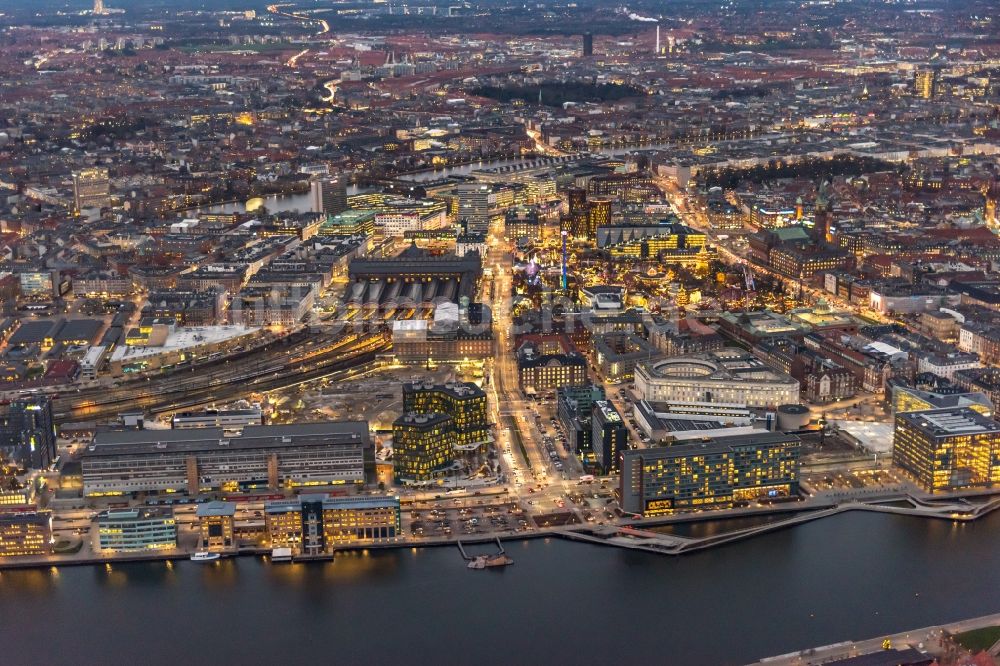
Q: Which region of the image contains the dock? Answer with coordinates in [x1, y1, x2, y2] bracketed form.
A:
[457, 537, 506, 560]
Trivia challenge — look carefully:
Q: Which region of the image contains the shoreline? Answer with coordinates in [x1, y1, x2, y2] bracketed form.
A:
[748, 610, 1000, 665]
[5, 490, 1000, 572]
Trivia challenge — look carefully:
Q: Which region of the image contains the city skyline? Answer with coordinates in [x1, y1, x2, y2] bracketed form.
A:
[0, 0, 999, 664]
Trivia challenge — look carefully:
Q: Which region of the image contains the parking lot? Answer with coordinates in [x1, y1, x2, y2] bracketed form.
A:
[405, 501, 532, 539]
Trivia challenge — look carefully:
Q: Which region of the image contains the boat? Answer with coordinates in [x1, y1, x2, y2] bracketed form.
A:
[190, 552, 221, 562]
[270, 547, 293, 563]
[467, 553, 514, 569]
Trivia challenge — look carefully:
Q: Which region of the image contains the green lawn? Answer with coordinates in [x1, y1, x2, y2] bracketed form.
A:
[954, 626, 1000, 652]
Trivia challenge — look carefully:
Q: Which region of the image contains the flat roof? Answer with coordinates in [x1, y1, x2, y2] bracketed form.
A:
[196, 501, 237, 517]
[8, 319, 59, 345]
[85, 421, 370, 457]
[624, 431, 800, 460]
[111, 325, 259, 362]
[57, 319, 102, 341]
[831, 420, 894, 454]
[404, 381, 485, 400]
[265, 494, 398, 513]
[898, 407, 1000, 437]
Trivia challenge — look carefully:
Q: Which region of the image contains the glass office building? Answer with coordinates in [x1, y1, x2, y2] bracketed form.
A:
[97, 508, 177, 552]
[893, 408, 1000, 491]
[392, 413, 455, 484]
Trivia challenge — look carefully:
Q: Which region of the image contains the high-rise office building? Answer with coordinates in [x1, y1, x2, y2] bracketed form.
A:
[456, 183, 495, 234]
[72, 167, 111, 212]
[402, 381, 489, 450]
[586, 197, 613, 241]
[913, 69, 936, 99]
[566, 187, 588, 217]
[310, 175, 348, 215]
[619, 432, 801, 516]
[582, 32, 594, 57]
[893, 407, 1000, 491]
[557, 383, 606, 457]
[392, 413, 455, 484]
[591, 400, 628, 473]
[1, 397, 57, 470]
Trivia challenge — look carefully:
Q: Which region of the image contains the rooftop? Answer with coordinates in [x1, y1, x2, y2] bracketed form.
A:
[110, 325, 259, 362]
[898, 407, 1000, 437]
[85, 421, 370, 457]
[625, 431, 800, 460]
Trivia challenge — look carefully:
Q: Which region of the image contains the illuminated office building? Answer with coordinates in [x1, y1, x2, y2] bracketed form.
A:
[97, 508, 177, 552]
[456, 183, 495, 234]
[322, 495, 400, 545]
[265, 494, 400, 555]
[310, 175, 348, 215]
[72, 167, 111, 212]
[0, 510, 53, 556]
[1, 396, 57, 470]
[891, 384, 992, 417]
[392, 413, 455, 484]
[196, 501, 236, 552]
[892, 408, 1000, 492]
[402, 381, 489, 450]
[619, 432, 801, 516]
[913, 69, 936, 99]
[585, 197, 613, 241]
[592, 400, 628, 473]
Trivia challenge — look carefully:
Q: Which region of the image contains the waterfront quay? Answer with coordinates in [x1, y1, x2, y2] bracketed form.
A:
[5, 485, 1000, 572]
[751, 611, 1000, 666]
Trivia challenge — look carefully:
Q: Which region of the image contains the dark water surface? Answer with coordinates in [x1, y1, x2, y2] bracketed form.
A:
[2, 511, 999, 666]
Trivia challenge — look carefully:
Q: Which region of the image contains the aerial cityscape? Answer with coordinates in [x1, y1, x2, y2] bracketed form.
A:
[1, 0, 1000, 663]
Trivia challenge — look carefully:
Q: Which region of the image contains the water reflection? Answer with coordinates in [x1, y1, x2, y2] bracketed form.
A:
[647, 513, 792, 539]
[3, 512, 1000, 666]
[0, 567, 61, 595]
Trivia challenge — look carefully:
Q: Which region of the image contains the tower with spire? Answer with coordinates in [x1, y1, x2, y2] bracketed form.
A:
[812, 180, 833, 245]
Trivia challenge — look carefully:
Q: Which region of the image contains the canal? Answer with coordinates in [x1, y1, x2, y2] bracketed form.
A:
[2, 511, 999, 665]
